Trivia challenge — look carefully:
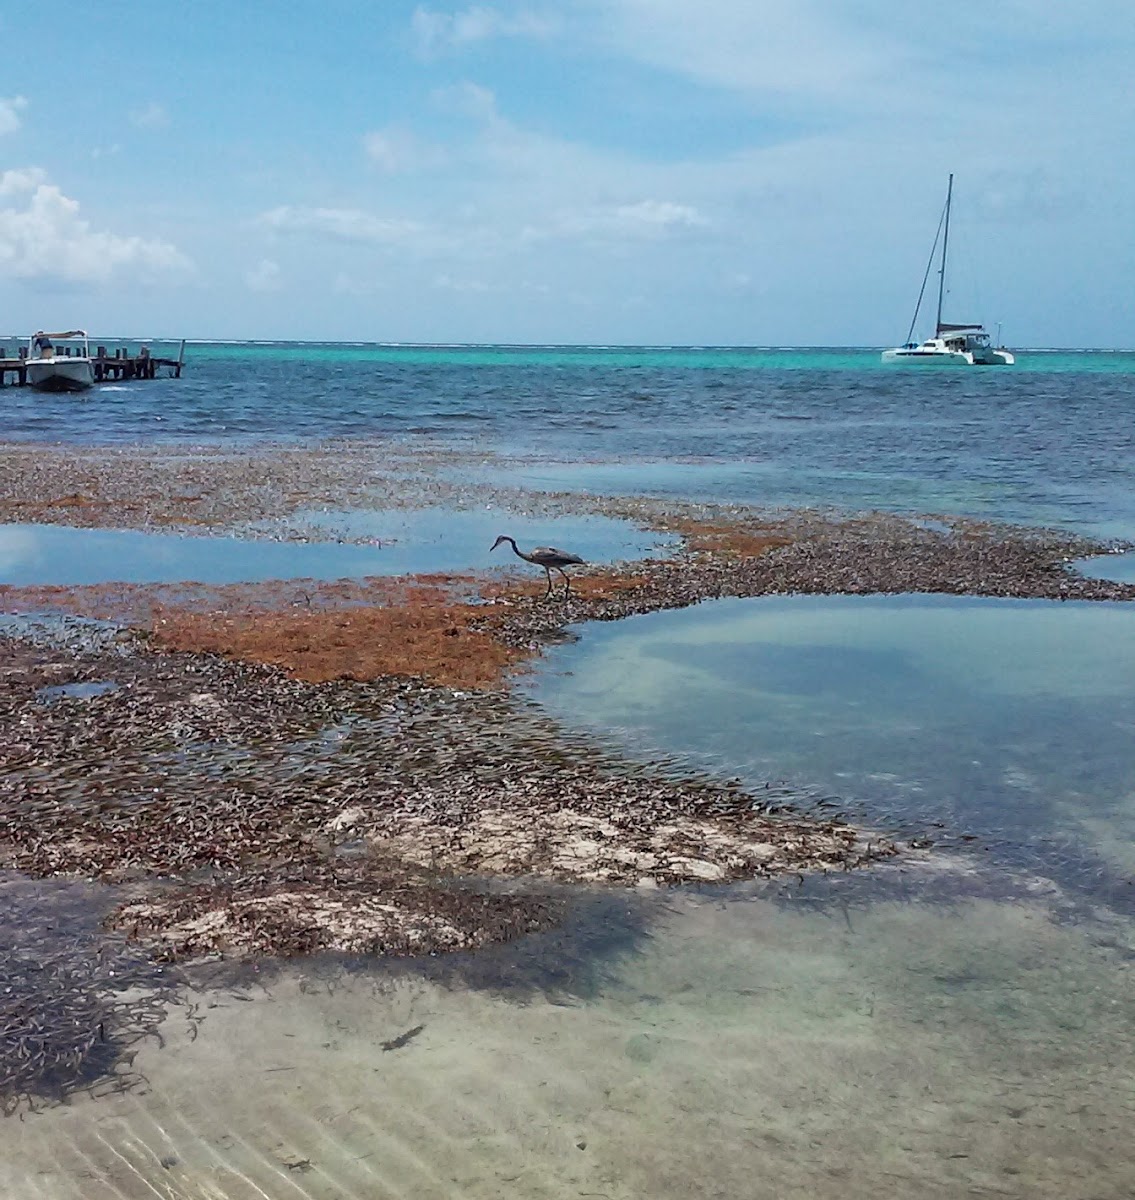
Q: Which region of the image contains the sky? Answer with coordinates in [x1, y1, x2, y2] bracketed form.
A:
[0, 0, 1132, 346]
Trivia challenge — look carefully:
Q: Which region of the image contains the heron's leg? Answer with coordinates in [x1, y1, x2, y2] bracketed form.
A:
[558, 568, 571, 598]
[543, 566, 553, 598]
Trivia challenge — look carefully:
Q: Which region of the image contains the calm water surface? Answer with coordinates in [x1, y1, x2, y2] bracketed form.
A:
[0, 510, 670, 586]
[527, 594, 1135, 903]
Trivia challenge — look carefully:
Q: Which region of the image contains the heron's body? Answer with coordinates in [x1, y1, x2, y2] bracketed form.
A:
[491, 535, 585, 598]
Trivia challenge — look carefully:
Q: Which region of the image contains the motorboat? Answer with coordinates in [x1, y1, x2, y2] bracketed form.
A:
[882, 176, 1015, 366]
[26, 329, 96, 391]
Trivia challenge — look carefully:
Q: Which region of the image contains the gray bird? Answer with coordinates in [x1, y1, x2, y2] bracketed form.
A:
[491, 535, 585, 598]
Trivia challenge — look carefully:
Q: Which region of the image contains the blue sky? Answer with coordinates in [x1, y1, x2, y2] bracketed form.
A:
[1, 0, 1132, 346]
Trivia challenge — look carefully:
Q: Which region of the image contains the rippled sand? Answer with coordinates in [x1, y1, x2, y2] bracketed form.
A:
[4, 892, 1133, 1199]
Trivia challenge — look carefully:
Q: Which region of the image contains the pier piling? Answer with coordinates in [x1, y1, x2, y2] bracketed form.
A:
[1, 341, 185, 387]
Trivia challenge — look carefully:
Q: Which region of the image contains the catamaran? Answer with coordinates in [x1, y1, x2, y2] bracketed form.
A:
[882, 176, 1014, 366]
[26, 329, 96, 391]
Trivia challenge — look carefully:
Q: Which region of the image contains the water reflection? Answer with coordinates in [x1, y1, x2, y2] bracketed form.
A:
[1075, 550, 1135, 584]
[249, 506, 677, 566]
[0, 509, 666, 587]
[525, 595, 1135, 905]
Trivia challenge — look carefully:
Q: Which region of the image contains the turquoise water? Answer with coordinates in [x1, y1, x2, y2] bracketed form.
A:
[77, 340, 1135, 372]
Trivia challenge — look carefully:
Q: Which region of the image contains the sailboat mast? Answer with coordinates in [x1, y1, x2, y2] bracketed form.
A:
[935, 173, 953, 336]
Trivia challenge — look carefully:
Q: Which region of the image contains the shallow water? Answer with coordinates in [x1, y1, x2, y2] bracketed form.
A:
[36, 679, 119, 704]
[1075, 550, 1135, 584]
[0, 510, 664, 586]
[2, 890, 1132, 1199]
[526, 594, 1135, 907]
[453, 458, 1135, 539]
[249, 506, 677, 566]
[4, 593, 1134, 1195]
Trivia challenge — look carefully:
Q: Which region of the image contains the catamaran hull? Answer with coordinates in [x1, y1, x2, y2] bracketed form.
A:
[971, 348, 1015, 366]
[26, 359, 95, 392]
[881, 348, 972, 365]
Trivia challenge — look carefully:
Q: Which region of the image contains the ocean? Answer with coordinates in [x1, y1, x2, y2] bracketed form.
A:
[6, 341, 1135, 535]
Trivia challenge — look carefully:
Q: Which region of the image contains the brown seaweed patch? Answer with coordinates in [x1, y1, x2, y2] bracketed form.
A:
[0, 573, 481, 626]
[146, 564, 685, 689]
[0, 442, 505, 534]
[480, 568, 656, 603]
[661, 517, 792, 558]
[150, 600, 526, 688]
[1, 632, 896, 965]
[9, 492, 114, 510]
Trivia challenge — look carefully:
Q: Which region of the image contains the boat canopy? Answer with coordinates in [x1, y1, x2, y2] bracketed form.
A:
[937, 322, 985, 333]
[42, 330, 88, 339]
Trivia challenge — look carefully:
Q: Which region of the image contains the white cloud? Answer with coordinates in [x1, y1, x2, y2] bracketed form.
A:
[413, 5, 559, 55]
[431, 81, 500, 123]
[259, 205, 428, 245]
[542, 199, 710, 240]
[129, 102, 169, 129]
[245, 258, 282, 292]
[0, 169, 193, 284]
[584, 0, 898, 98]
[366, 83, 510, 201]
[363, 125, 448, 173]
[0, 167, 48, 196]
[585, 0, 1135, 128]
[433, 273, 493, 293]
[0, 96, 28, 136]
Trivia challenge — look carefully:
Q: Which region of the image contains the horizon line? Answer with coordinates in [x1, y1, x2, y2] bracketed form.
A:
[4, 337, 1132, 354]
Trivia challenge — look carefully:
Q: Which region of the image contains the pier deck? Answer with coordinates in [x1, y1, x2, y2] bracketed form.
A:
[0, 342, 185, 387]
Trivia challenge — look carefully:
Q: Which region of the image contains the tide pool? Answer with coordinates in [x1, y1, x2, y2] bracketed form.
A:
[527, 594, 1135, 904]
[0, 510, 666, 587]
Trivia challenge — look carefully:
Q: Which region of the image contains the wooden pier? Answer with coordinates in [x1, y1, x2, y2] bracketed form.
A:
[0, 341, 185, 387]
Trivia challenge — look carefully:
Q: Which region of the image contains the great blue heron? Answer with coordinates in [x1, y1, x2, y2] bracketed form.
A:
[491, 535, 585, 598]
